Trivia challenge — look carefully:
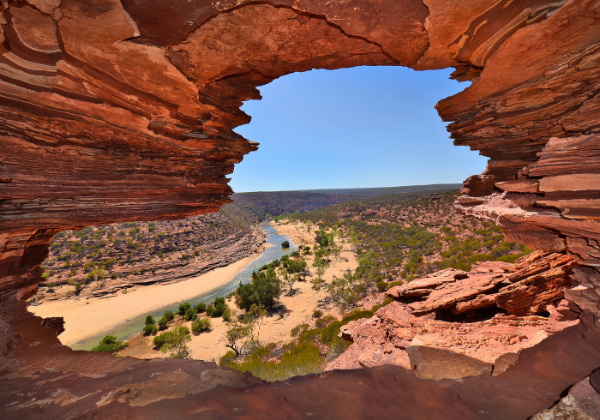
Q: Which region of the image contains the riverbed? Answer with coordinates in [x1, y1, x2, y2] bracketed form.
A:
[64, 224, 295, 350]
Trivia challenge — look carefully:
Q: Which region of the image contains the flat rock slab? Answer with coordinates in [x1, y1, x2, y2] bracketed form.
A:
[387, 268, 466, 298]
[409, 273, 506, 316]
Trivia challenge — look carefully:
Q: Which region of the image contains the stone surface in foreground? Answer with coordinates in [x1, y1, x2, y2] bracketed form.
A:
[329, 257, 580, 380]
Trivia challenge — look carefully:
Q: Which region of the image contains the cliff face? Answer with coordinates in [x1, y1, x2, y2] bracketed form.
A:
[2, 0, 600, 418]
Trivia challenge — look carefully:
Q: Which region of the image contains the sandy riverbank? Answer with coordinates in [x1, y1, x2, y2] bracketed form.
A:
[119, 221, 359, 362]
[29, 253, 264, 345]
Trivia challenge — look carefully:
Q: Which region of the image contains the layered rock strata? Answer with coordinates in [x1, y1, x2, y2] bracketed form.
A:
[31, 226, 264, 302]
[328, 256, 581, 380]
[2, 0, 600, 418]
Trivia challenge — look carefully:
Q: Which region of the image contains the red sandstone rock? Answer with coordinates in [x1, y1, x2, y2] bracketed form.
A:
[497, 265, 576, 316]
[408, 272, 506, 316]
[387, 268, 466, 298]
[508, 252, 575, 283]
[496, 179, 540, 193]
[531, 375, 600, 420]
[452, 293, 497, 315]
[331, 300, 579, 381]
[332, 256, 581, 381]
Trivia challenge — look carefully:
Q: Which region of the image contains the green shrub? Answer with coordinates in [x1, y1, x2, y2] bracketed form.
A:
[205, 297, 228, 318]
[281, 241, 290, 248]
[194, 303, 206, 313]
[184, 307, 197, 321]
[223, 341, 326, 382]
[388, 280, 403, 288]
[143, 324, 158, 336]
[191, 318, 212, 334]
[219, 351, 237, 367]
[153, 332, 168, 348]
[145, 315, 155, 325]
[376, 281, 388, 292]
[312, 309, 323, 319]
[371, 298, 393, 313]
[496, 254, 522, 263]
[221, 307, 233, 322]
[315, 315, 337, 329]
[291, 323, 309, 337]
[451, 260, 472, 272]
[489, 246, 511, 259]
[178, 302, 191, 316]
[158, 317, 168, 330]
[91, 335, 127, 353]
[469, 253, 488, 263]
[157, 311, 173, 330]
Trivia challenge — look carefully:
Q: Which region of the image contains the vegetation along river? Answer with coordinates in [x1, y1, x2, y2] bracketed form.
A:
[70, 224, 295, 350]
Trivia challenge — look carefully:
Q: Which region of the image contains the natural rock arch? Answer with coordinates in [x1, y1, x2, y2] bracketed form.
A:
[1, 0, 600, 418]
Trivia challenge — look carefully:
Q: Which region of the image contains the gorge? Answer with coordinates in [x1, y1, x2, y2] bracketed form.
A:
[2, 0, 600, 418]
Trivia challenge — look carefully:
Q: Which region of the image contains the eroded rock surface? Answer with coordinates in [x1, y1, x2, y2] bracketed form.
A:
[330, 258, 581, 381]
[531, 375, 600, 420]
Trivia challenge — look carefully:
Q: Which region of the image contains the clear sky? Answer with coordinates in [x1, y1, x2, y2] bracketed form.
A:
[230, 66, 487, 193]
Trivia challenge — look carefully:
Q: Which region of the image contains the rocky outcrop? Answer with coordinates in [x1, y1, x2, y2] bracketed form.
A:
[531, 374, 600, 420]
[329, 258, 580, 380]
[2, 0, 600, 418]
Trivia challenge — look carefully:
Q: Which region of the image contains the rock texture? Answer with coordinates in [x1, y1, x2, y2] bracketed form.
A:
[2, 0, 600, 418]
[329, 258, 580, 380]
[531, 375, 600, 420]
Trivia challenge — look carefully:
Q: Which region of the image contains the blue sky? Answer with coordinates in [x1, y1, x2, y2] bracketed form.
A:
[230, 66, 487, 192]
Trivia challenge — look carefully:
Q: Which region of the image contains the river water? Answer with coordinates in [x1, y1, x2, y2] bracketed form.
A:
[70, 224, 296, 351]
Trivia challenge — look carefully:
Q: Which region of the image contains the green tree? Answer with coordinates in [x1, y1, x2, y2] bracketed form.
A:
[235, 268, 282, 311]
[311, 252, 329, 289]
[224, 316, 253, 356]
[245, 303, 268, 345]
[91, 335, 127, 353]
[281, 240, 290, 248]
[154, 326, 191, 359]
[327, 270, 364, 311]
[283, 272, 297, 296]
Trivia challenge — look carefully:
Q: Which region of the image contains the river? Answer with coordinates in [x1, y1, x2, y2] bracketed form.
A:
[70, 224, 295, 351]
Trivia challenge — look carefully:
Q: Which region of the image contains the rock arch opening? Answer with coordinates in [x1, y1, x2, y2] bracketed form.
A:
[1, 0, 600, 418]
[231, 66, 487, 192]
